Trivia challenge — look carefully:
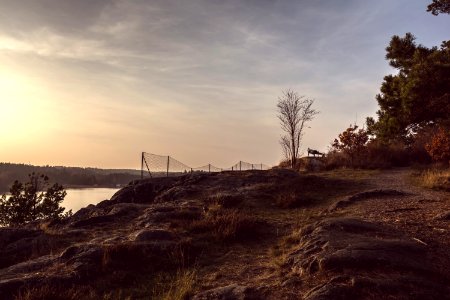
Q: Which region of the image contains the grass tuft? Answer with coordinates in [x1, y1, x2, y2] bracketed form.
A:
[189, 208, 260, 242]
[158, 269, 197, 300]
[417, 169, 450, 190]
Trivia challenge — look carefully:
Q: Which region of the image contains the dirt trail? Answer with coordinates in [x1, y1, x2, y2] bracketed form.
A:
[344, 168, 449, 240]
[340, 169, 450, 282]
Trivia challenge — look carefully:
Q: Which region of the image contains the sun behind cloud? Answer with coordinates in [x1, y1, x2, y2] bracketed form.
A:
[0, 69, 55, 143]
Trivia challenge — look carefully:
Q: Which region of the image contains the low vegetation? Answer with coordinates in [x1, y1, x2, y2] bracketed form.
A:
[415, 168, 450, 190]
[156, 269, 197, 300]
[189, 208, 261, 242]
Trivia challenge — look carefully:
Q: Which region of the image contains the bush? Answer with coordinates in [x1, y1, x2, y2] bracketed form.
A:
[331, 125, 369, 167]
[326, 139, 431, 169]
[426, 127, 450, 165]
[0, 173, 71, 226]
[324, 151, 349, 169]
[365, 140, 411, 168]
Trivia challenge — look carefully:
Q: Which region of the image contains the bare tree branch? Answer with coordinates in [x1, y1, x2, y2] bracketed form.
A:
[277, 89, 319, 169]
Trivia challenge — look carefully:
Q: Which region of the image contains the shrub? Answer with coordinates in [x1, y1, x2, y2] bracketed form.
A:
[331, 125, 369, 167]
[426, 127, 450, 165]
[324, 151, 349, 170]
[365, 140, 411, 168]
[326, 139, 430, 169]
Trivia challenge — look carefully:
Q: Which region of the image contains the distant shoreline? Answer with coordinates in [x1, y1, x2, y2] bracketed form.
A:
[0, 162, 140, 194]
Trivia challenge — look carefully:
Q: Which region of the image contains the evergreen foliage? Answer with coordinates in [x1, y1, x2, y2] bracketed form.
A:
[367, 34, 450, 143]
[427, 0, 450, 15]
[0, 173, 71, 226]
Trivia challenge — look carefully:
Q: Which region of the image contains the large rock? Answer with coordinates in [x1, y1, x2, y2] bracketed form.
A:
[328, 189, 409, 212]
[285, 217, 450, 299]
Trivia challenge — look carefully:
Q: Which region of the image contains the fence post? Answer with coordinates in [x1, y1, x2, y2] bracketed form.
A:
[239, 161, 242, 171]
[191, 168, 193, 173]
[261, 163, 262, 170]
[141, 152, 144, 179]
[166, 156, 170, 177]
[208, 164, 211, 173]
[251, 164, 253, 170]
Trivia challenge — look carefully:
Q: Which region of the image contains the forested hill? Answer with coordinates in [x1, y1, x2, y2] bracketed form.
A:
[0, 163, 142, 193]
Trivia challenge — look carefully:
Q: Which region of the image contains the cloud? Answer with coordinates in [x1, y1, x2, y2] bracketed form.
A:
[0, 0, 449, 167]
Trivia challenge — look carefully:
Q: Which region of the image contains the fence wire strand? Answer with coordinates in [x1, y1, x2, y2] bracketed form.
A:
[141, 152, 270, 177]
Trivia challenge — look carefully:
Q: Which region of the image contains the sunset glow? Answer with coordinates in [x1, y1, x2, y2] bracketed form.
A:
[0, 0, 449, 169]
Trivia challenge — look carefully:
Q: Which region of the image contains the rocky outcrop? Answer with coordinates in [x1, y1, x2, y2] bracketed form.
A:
[0, 170, 292, 298]
[327, 189, 409, 212]
[0, 169, 447, 299]
[284, 217, 450, 299]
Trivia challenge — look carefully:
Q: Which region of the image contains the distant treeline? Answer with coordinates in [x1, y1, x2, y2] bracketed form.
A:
[0, 163, 141, 193]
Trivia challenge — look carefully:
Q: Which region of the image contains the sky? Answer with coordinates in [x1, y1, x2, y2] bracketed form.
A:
[0, 0, 449, 169]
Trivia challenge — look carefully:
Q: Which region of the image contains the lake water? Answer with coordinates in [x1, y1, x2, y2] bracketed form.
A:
[63, 188, 119, 212]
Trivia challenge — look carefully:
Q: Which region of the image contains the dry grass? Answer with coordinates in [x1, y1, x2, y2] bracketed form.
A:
[14, 286, 99, 300]
[189, 208, 261, 242]
[205, 192, 243, 208]
[156, 269, 197, 300]
[417, 169, 450, 190]
[275, 189, 315, 208]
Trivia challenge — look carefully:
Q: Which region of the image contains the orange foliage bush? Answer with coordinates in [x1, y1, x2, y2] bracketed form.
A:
[426, 127, 450, 164]
[331, 125, 369, 167]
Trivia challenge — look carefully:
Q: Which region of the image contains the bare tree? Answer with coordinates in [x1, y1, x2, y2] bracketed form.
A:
[277, 89, 318, 169]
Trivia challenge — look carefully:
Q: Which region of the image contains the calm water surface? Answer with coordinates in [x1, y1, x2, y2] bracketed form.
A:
[63, 188, 119, 212]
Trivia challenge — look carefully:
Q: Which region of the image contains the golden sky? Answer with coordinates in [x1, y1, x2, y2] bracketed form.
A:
[0, 0, 448, 169]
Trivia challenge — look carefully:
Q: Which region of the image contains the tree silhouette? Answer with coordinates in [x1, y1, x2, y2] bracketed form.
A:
[0, 173, 71, 226]
[277, 89, 318, 169]
[427, 0, 450, 15]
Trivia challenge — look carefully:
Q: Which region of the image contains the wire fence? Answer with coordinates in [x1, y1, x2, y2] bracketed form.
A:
[141, 152, 271, 178]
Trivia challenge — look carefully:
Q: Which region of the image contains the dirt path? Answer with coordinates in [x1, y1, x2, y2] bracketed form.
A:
[327, 168, 450, 285]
